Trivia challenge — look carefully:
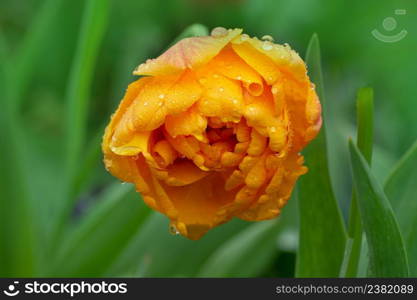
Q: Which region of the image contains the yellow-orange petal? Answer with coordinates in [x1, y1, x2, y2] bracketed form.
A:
[165, 105, 207, 141]
[133, 29, 242, 76]
[232, 36, 307, 83]
[112, 71, 202, 139]
[164, 160, 209, 186]
[200, 47, 264, 96]
[152, 139, 178, 168]
[102, 77, 152, 152]
[196, 73, 244, 123]
[163, 173, 238, 240]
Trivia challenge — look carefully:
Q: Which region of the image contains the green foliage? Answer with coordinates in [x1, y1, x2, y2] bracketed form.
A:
[385, 140, 417, 276]
[349, 140, 409, 277]
[296, 34, 347, 277]
[342, 87, 374, 277]
[1, 0, 416, 278]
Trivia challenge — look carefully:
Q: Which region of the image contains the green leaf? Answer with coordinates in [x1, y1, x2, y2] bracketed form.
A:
[0, 30, 36, 277]
[349, 140, 409, 277]
[106, 213, 249, 277]
[51, 0, 110, 239]
[197, 221, 281, 277]
[49, 183, 150, 276]
[296, 34, 347, 277]
[11, 0, 64, 111]
[343, 87, 374, 277]
[64, 0, 110, 192]
[385, 139, 417, 276]
[198, 194, 298, 277]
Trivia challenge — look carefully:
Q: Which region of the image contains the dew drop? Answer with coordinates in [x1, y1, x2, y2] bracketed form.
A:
[143, 102, 148, 106]
[232, 99, 239, 104]
[261, 35, 274, 42]
[219, 87, 225, 92]
[236, 76, 242, 80]
[169, 223, 180, 235]
[271, 87, 278, 94]
[159, 94, 165, 99]
[270, 126, 277, 133]
[211, 27, 228, 38]
[240, 34, 249, 41]
[262, 42, 273, 51]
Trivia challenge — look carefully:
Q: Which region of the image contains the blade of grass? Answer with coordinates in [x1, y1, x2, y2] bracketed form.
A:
[198, 220, 281, 277]
[349, 140, 408, 277]
[52, 0, 110, 240]
[384, 139, 417, 276]
[0, 30, 37, 276]
[49, 183, 150, 276]
[106, 213, 249, 277]
[342, 87, 374, 277]
[197, 193, 298, 277]
[72, 124, 106, 197]
[10, 0, 63, 112]
[64, 0, 110, 192]
[296, 34, 347, 277]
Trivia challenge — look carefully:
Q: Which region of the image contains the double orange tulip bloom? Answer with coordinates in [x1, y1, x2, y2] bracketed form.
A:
[102, 28, 322, 239]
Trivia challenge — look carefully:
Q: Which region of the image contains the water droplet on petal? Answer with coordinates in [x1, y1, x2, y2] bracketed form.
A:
[236, 76, 242, 80]
[169, 223, 180, 235]
[262, 42, 273, 51]
[271, 87, 278, 94]
[270, 126, 277, 133]
[219, 87, 224, 92]
[159, 94, 165, 99]
[261, 35, 274, 42]
[211, 27, 228, 37]
[144, 102, 148, 106]
[240, 34, 249, 41]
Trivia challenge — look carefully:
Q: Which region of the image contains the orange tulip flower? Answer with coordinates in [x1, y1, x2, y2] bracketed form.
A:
[102, 27, 322, 240]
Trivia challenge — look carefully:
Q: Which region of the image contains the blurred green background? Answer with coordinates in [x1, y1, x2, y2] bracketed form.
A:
[0, 0, 416, 277]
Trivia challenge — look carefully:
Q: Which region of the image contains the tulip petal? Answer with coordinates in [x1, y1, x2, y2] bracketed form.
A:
[232, 36, 307, 83]
[133, 29, 242, 76]
[112, 71, 202, 140]
[163, 173, 238, 240]
[196, 73, 244, 123]
[165, 105, 207, 141]
[237, 153, 307, 221]
[201, 47, 264, 96]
